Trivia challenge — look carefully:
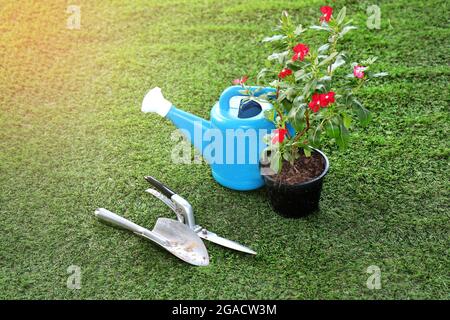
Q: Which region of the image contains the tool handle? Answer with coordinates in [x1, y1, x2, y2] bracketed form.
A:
[94, 208, 145, 234]
[144, 176, 176, 198]
[95, 208, 171, 247]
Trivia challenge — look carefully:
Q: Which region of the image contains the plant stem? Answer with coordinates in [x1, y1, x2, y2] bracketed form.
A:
[293, 110, 311, 143]
[352, 78, 365, 93]
[275, 84, 289, 137]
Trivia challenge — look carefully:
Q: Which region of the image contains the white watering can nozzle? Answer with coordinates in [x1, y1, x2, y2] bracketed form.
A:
[141, 87, 172, 117]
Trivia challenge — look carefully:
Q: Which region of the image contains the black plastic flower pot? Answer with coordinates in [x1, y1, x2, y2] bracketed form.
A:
[262, 149, 329, 218]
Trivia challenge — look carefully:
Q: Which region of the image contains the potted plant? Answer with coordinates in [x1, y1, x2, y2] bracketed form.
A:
[253, 6, 387, 217]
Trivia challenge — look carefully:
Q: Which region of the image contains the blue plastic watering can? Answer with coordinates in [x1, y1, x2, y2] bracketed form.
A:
[142, 86, 276, 191]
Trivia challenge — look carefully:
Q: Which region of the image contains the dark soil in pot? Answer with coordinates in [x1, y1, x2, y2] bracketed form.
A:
[262, 149, 329, 218]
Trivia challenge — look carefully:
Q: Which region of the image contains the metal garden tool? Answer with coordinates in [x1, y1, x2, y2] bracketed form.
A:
[94, 208, 209, 266]
[144, 176, 257, 255]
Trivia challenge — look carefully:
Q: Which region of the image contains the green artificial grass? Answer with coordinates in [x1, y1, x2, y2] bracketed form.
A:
[0, 0, 448, 299]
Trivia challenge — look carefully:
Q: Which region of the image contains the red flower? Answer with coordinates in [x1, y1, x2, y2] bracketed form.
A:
[232, 75, 249, 85]
[308, 93, 322, 113]
[320, 6, 333, 22]
[278, 68, 292, 79]
[292, 43, 309, 61]
[320, 91, 335, 106]
[272, 128, 288, 144]
[353, 65, 365, 79]
[308, 91, 335, 112]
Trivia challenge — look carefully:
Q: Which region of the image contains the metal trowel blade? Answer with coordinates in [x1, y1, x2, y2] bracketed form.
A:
[151, 218, 209, 266]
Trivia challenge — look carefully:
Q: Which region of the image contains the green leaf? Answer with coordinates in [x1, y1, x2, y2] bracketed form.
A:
[257, 68, 270, 83]
[292, 95, 305, 108]
[352, 99, 372, 126]
[336, 7, 346, 25]
[361, 56, 378, 65]
[252, 87, 263, 95]
[262, 134, 272, 145]
[277, 91, 287, 103]
[240, 97, 251, 105]
[258, 92, 277, 101]
[318, 52, 339, 66]
[329, 53, 346, 73]
[285, 87, 297, 101]
[372, 72, 389, 77]
[310, 25, 332, 32]
[339, 25, 357, 38]
[344, 19, 354, 26]
[282, 150, 292, 162]
[325, 119, 340, 139]
[309, 126, 322, 147]
[303, 146, 312, 157]
[318, 43, 330, 53]
[342, 112, 352, 129]
[294, 70, 311, 82]
[264, 109, 276, 122]
[286, 60, 301, 71]
[270, 80, 289, 88]
[294, 69, 305, 81]
[283, 100, 293, 112]
[315, 83, 327, 92]
[281, 10, 290, 25]
[328, 34, 337, 44]
[288, 104, 307, 132]
[344, 92, 353, 105]
[270, 151, 282, 173]
[262, 35, 286, 43]
[336, 124, 350, 150]
[268, 51, 289, 64]
[294, 24, 306, 36]
[303, 79, 317, 97]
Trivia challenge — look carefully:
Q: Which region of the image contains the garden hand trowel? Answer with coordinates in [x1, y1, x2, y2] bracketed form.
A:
[94, 208, 209, 266]
[144, 176, 257, 255]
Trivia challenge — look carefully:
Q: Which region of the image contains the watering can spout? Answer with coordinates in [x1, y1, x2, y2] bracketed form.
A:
[142, 87, 212, 160]
[141, 87, 173, 117]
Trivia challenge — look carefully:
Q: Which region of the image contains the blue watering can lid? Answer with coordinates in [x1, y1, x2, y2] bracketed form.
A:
[224, 95, 272, 120]
[238, 99, 262, 118]
[215, 86, 276, 122]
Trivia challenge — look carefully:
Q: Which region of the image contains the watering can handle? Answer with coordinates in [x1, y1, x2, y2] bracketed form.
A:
[219, 86, 276, 112]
